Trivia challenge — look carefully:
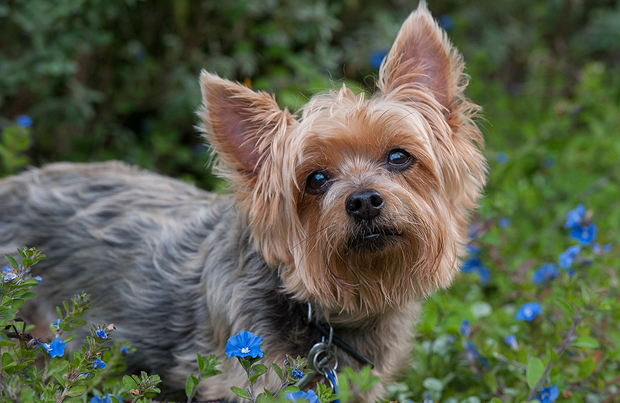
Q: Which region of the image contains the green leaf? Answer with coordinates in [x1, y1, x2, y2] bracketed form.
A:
[239, 357, 251, 371]
[197, 354, 207, 373]
[2, 352, 14, 366]
[21, 279, 40, 287]
[21, 291, 37, 301]
[0, 308, 16, 323]
[553, 299, 574, 318]
[4, 254, 18, 269]
[571, 336, 599, 349]
[526, 357, 545, 390]
[185, 373, 199, 398]
[230, 386, 251, 400]
[249, 363, 268, 384]
[0, 340, 15, 347]
[270, 363, 283, 381]
[579, 357, 595, 378]
[67, 385, 87, 397]
[470, 301, 493, 318]
[10, 298, 25, 310]
[64, 334, 77, 343]
[422, 377, 443, 392]
[256, 392, 270, 403]
[490, 398, 504, 403]
[47, 360, 69, 377]
[69, 319, 87, 329]
[123, 375, 139, 390]
[279, 385, 300, 395]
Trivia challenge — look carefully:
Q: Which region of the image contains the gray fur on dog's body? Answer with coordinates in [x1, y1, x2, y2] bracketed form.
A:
[0, 161, 418, 400]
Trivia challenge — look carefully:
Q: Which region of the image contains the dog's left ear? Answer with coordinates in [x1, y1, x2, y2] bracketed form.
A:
[378, 2, 460, 115]
[198, 71, 291, 176]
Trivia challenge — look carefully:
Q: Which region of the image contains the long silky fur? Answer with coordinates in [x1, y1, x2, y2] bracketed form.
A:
[0, 3, 485, 402]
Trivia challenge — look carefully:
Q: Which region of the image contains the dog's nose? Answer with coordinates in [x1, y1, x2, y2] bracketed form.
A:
[345, 189, 384, 221]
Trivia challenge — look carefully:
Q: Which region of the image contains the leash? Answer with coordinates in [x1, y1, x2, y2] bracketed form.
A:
[295, 303, 374, 402]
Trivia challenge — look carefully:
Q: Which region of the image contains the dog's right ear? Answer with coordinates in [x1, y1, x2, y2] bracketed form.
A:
[198, 71, 291, 176]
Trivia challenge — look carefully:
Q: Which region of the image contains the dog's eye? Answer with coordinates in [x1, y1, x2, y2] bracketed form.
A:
[386, 149, 414, 170]
[306, 171, 331, 194]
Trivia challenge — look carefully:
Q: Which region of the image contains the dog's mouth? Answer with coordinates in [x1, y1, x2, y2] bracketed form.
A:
[345, 227, 401, 253]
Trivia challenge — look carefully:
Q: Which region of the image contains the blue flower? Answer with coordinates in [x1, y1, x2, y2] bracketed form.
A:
[34, 276, 42, 283]
[543, 156, 555, 168]
[225, 331, 264, 359]
[464, 342, 489, 369]
[461, 257, 490, 285]
[285, 389, 319, 403]
[134, 50, 146, 63]
[461, 256, 481, 273]
[504, 334, 518, 350]
[423, 393, 435, 403]
[559, 245, 581, 269]
[121, 346, 129, 354]
[496, 152, 508, 163]
[532, 263, 560, 285]
[95, 329, 107, 339]
[498, 217, 511, 229]
[515, 302, 542, 322]
[52, 319, 60, 329]
[368, 50, 388, 70]
[92, 358, 106, 369]
[90, 393, 121, 403]
[564, 204, 586, 229]
[16, 115, 32, 128]
[79, 372, 90, 379]
[43, 337, 66, 357]
[437, 15, 454, 31]
[292, 368, 303, 379]
[3, 272, 17, 283]
[459, 319, 470, 337]
[2, 266, 10, 273]
[535, 385, 559, 403]
[570, 223, 597, 245]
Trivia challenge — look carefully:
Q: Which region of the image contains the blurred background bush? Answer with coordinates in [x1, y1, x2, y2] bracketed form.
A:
[1, 0, 619, 190]
[2, 1, 620, 402]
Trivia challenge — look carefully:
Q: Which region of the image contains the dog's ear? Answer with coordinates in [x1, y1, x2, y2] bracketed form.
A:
[198, 71, 290, 175]
[378, 1, 460, 114]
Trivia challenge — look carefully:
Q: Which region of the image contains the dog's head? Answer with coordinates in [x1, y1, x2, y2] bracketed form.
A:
[198, 3, 486, 317]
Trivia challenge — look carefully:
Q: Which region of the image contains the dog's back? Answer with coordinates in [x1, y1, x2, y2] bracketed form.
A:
[0, 161, 290, 397]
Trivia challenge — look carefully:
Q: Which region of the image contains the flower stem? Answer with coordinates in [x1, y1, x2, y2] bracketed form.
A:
[525, 313, 583, 401]
[246, 368, 256, 403]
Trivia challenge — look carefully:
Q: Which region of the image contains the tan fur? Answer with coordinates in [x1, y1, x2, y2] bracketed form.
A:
[198, 2, 485, 322]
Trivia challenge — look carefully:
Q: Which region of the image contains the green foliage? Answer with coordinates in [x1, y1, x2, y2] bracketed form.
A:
[185, 354, 222, 403]
[0, 122, 31, 176]
[0, 247, 162, 402]
[337, 366, 381, 403]
[228, 351, 322, 403]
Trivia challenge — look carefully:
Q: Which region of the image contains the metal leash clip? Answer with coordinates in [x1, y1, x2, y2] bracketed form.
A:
[296, 324, 340, 403]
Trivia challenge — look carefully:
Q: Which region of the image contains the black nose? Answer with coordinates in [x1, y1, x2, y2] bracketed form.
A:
[345, 189, 384, 221]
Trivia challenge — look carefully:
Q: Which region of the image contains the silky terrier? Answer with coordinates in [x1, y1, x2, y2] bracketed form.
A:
[0, 3, 485, 401]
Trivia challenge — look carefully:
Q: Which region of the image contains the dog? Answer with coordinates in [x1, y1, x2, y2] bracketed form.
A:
[0, 3, 485, 401]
